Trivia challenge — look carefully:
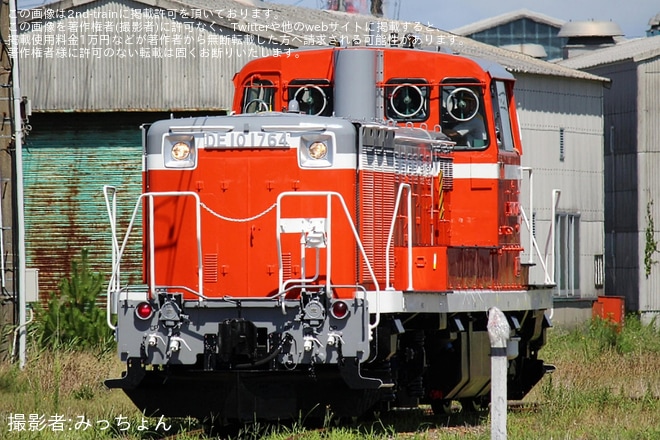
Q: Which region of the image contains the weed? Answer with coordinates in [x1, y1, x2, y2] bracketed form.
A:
[645, 199, 659, 277]
[0, 364, 28, 393]
[72, 385, 95, 401]
[3, 316, 660, 439]
[35, 249, 113, 351]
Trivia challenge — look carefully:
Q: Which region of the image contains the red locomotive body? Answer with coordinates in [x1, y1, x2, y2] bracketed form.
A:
[105, 43, 553, 423]
[232, 47, 528, 291]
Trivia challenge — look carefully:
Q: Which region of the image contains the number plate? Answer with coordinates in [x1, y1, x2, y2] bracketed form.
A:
[203, 132, 290, 149]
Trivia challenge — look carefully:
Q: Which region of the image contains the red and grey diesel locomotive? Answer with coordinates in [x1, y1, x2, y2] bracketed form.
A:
[104, 39, 554, 421]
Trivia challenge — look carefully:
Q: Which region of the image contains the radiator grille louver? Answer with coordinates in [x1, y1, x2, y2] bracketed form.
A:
[281, 252, 292, 280]
[438, 158, 453, 190]
[203, 254, 218, 283]
[360, 171, 396, 282]
[359, 126, 453, 285]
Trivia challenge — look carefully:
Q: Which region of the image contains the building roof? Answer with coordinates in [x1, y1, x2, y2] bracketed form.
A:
[19, 0, 608, 112]
[558, 20, 623, 38]
[500, 43, 548, 59]
[558, 35, 660, 69]
[450, 9, 566, 36]
[183, 0, 602, 81]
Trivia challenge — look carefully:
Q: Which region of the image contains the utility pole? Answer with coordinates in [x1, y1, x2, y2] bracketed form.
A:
[9, 0, 27, 370]
[0, 0, 16, 362]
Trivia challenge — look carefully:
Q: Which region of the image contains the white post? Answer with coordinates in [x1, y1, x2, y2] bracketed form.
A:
[8, 0, 27, 369]
[488, 307, 510, 440]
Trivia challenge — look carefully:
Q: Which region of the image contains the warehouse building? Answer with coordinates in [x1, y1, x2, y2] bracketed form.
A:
[559, 34, 660, 322]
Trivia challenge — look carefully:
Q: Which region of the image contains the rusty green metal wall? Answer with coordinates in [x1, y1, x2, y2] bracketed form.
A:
[22, 113, 145, 302]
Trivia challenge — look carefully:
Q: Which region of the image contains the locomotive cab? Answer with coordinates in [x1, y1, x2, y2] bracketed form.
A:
[234, 47, 529, 287]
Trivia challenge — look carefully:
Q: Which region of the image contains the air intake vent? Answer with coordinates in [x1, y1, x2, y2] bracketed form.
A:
[203, 254, 218, 283]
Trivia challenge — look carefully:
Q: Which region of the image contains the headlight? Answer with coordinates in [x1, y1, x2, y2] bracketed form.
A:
[308, 141, 328, 160]
[164, 136, 196, 168]
[171, 141, 191, 161]
[299, 134, 333, 168]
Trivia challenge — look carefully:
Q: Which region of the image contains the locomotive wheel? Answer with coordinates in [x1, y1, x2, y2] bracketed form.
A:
[430, 399, 456, 415]
[202, 418, 242, 438]
[460, 397, 489, 413]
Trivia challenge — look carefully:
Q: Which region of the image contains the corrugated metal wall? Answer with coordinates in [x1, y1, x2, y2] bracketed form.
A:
[573, 50, 660, 318]
[589, 60, 640, 310]
[23, 113, 145, 300]
[19, 0, 284, 112]
[515, 74, 605, 299]
[637, 55, 660, 314]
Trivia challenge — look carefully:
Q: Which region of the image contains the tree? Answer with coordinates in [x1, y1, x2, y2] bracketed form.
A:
[37, 249, 112, 349]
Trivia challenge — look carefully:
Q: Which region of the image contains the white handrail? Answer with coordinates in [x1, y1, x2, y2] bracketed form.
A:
[276, 191, 382, 331]
[385, 183, 413, 290]
[103, 190, 205, 329]
[103, 185, 119, 330]
[520, 168, 559, 287]
[105, 188, 392, 334]
[521, 167, 534, 265]
[520, 205, 552, 285]
[550, 189, 561, 287]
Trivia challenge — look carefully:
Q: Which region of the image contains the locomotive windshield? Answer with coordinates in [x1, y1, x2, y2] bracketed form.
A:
[385, 78, 430, 122]
[242, 77, 276, 113]
[440, 79, 488, 149]
[288, 79, 334, 116]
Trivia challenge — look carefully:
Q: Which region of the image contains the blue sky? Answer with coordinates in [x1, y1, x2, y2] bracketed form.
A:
[16, 0, 659, 39]
[270, 0, 659, 39]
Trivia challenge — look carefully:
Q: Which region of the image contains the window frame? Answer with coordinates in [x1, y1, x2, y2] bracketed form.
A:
[384, 78, 430, 123]
[287, 79, 334, 116]
[554, 212, 580, 297]
[241, 76, 277, 113]
[440, 78, 489, 151]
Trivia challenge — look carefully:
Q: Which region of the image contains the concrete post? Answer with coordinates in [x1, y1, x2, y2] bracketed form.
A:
[0, 0, 15, 364]
[487, 307, 510, 440]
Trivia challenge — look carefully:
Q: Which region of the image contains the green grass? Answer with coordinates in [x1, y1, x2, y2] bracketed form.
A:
[2, 316, 660, 439]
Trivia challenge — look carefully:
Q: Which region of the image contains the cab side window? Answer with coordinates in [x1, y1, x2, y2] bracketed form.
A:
[490, 80, 515, 152]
